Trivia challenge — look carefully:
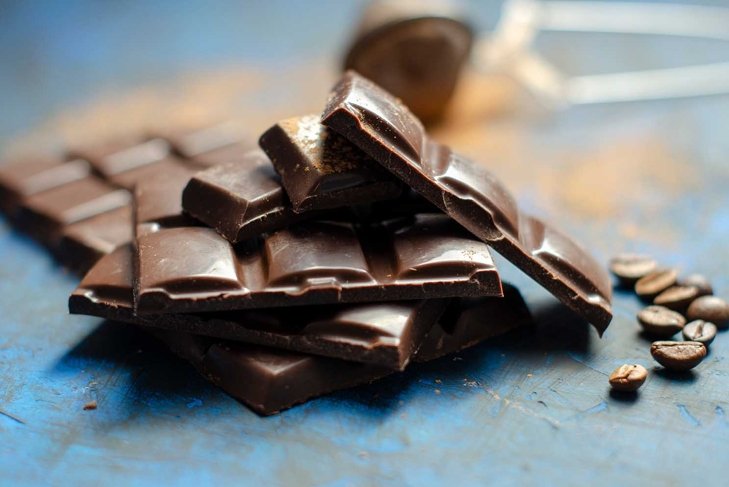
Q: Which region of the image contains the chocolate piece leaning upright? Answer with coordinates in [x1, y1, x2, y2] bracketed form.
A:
[322, 71, 612, 333]
[259, 115, 402, 213]
[71, 245, 449, 369]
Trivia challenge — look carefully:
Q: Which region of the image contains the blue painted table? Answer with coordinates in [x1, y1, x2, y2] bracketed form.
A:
[1, 1, 728, 485]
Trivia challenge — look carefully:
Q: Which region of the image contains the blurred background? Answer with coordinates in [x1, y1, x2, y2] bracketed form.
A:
[1, 1, 728, 484]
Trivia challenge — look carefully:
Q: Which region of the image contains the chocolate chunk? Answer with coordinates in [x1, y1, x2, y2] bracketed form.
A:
[682, 320, 717, 346]
[686, 296, 729, 329]
[71, 245, 453, 369]
[321, 71, 612, 333]
[609, 253, 657, 287]
[182, 148, 433, 244]
[344, 0, 473, 121]
[15, 176, 131, 245]
[259, 115, 402, 212]
[653, 285, 702, 313]
[182, 150, 316, 243]
[57, 205, 133, 274]
[134, 215, 502, 314]
[0, 156, 90, 214]
[635, 269, 678, 301]
[650, 341, 706, 371]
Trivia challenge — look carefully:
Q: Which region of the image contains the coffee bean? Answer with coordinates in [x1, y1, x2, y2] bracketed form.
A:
[635, 269, 678, 301]
[650, 341, 706, 371]
[637, 305, 685, 338]
[609, 364, 648, 392]
[653, 285, 701, 313]
[609, 254, 657, 287]
[680, 274, 713, 296]
[687, 296, 729, 329]
[682, 320, 717, 346]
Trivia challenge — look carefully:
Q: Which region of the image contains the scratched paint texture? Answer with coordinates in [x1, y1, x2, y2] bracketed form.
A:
[1, 1, 728, 486]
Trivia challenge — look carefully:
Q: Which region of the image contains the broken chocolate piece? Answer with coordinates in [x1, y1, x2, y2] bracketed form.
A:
[322, 71, 612, 333]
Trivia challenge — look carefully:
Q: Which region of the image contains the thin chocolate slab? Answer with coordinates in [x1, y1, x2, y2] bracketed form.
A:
[16, 176, 131, 245]
[70, 245, 449, 369]
[322, 71, 612, 333]
[0, 156, 91, 214]
[134, 213, 502, 314]
[259, 114, 402, 212]
[57, 205, 133, 274]
[69, 246, 529, 414]
[165, 281, 529, 415]
[182, 149, 329, 243]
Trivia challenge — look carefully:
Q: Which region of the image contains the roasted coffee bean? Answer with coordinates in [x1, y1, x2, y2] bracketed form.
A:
[687, 296, 729, 329]
[680, 274, 713, 296]
[635, 269, 678, 301]
[637, 305, 685, 338]
[609, 254, 657, 287]
[650, 341, 706, 371]
[653, 285, 702, 313]
[608, 364, 648, 392]
[682, 320, 717, 346]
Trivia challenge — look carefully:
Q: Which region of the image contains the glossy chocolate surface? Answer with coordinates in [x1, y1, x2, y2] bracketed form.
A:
[71, 245, 450, 369]
[173, 282, 529, 415]
[135, 213, 502, 314]
[259, 114, 402, 212]
[182, 149, 312, 243]
[322, 71, 612, 333]
[70, 245, 529, 414]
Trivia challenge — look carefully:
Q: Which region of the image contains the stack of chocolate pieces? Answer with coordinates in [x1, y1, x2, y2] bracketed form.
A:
[0, 72, 612, 415]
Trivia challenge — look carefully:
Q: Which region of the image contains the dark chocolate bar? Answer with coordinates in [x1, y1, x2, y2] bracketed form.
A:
[259, 115, 402, 212]
[165, 282, 529, 415]
[322, 71, 612, 333]
[181, 149, 319, 243]
[134, 214, 502, 314]
[71, 245, 449, 369]
[0, 156, 91, 215]
[344, 0, 473, 121]
[69, 246, 529, 414]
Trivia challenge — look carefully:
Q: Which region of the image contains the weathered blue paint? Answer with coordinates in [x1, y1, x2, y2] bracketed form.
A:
[1, 1, 729, 486]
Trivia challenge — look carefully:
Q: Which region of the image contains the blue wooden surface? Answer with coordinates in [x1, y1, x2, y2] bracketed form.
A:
[1, 1, 728, 485]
